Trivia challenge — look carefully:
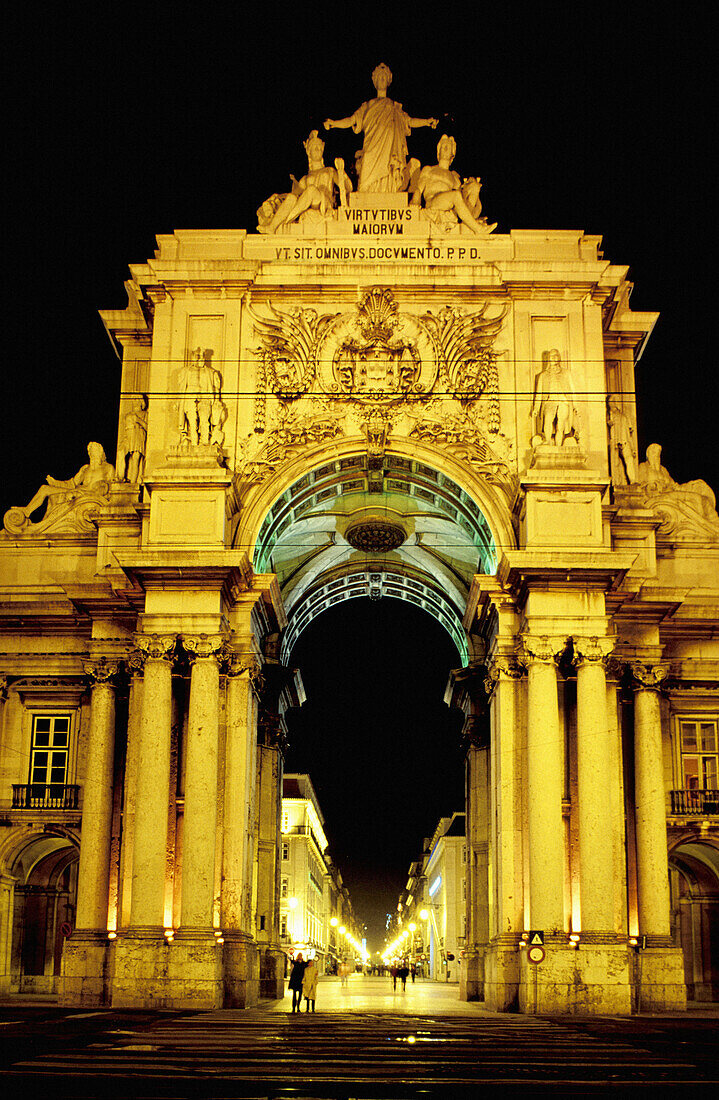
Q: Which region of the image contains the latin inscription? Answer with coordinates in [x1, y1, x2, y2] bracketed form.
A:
[271, 245, 486, 262]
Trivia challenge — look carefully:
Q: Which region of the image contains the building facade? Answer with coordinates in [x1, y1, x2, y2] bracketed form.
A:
[279, 773, 362, 972]
[1, 65, 718, 1014]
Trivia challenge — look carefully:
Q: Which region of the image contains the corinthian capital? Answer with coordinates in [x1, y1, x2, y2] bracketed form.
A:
[182, 633, 228, 663]
[84, 657, 121, 685]
[133, 633, 177, 663]
[484, 654, 523, 696]
[0, 675, 8, 702]
[630, 661, 668, 691]
[516, 634, 565, 668]
[572, 636, 616, 667]
[226, 653, 265, 695]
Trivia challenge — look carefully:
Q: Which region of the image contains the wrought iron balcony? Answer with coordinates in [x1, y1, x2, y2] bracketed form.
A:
[12, 784, 80, 810]
[670, 789, 719, 816]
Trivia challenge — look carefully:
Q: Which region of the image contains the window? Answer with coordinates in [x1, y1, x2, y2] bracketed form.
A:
[281, 877, 288, 898]
[679, 720, 718, 789]
[282, 842, 290, 861]
[29, 715, 71, 795]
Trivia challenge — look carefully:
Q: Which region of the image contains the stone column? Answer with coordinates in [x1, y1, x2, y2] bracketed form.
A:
[179, 635, 223, 931]
[629, 662, 686, 1010]
[631, 663, 671, 937]
[129, 636, 176, 930]
[463, 719, 489, 1002]
[574, 638, 616, 933]
[221, 655, 261, 1007]
[60, 658, 120, 1005]
[254, 709, 285, 999]
[483, 654, 524, 1011]
[520, 636, 565, 932]
[112, 635, 177, 1009]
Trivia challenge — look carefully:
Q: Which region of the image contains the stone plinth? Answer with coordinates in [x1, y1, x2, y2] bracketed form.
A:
[223, 933, 260, 1008]
[60, 932, 114, 1006]
[112, 930, 223, 1010]
[519, 944, 632, 1015]
[635, 946, 687, 1012]
[483, 939, 520, 1012]
[259, 945, 286, 1000]
[459, 947, 484, 1001]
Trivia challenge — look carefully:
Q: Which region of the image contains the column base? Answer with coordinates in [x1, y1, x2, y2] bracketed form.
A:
[112, 929, 223, 1010]
[223, 933, 260, 1007]
[258, 944, 286, 1000]
[519, 943, 632, 1015]
[634, 946, 687, 1013]
[484, 938, 520, 1012]
[60, 931, 114, 1006]
[459, 947, 484, 1001]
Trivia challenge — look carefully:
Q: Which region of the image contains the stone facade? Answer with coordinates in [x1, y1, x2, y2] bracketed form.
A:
[1, 65, 718, 1013]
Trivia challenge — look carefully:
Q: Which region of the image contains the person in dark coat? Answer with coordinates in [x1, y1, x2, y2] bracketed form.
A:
[398, 963, 410, 991]
[288, 952, 307, 1013]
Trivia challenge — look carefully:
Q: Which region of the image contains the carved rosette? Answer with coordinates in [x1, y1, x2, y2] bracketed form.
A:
[84, 657, 122, 687]
[133, 633, 177, 665]
[484, 654, 524, 697]
[629, 661, 669, 692]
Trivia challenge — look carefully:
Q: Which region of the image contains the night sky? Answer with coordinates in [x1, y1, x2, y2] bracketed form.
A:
[3, 7, 718, 947]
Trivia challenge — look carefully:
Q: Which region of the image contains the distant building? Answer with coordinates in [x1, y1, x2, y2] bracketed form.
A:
[280, 774, 362, 972]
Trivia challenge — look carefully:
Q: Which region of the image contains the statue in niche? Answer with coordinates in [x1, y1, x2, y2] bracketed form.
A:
[324, 63, 438, 193]
[410, 135, 497, 235]
[117, 394, 148, 483]
[634, 443, 719, 539]
[178, 347, 226, 447]
[531, 349, 580, 447]
[257, 130, 352, 234]
[3, 442, 115, 536]
[607, 396, 637, 485]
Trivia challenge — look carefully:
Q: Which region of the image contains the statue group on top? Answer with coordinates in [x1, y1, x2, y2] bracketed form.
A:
[257, 64, 496, 237]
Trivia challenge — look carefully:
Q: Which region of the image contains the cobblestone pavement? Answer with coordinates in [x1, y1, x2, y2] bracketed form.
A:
[0, 976, 718, 1097]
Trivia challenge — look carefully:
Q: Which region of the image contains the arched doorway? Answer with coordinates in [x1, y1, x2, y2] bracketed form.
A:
[670, 841, 719, 1001]
[247, 450, 501, 985]
[7, 832, 78, 993]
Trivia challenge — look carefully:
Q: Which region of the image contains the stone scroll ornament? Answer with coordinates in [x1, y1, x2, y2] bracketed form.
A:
[2, 442, 115, 537]
[249, 301, 337, 401]
[632, 443, 719, 542]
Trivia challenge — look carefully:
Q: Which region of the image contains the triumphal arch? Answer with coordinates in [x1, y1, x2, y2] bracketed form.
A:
[2, 65, 719, 1014]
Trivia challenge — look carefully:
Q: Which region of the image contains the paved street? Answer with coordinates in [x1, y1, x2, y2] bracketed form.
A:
[1, 976, 718, 1097]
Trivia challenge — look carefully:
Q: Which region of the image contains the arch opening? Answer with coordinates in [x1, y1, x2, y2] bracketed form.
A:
[251, 453, 499, 664]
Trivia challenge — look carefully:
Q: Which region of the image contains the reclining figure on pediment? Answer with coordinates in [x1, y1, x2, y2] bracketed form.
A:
[2, 442, 115, 537]
[410, 135, 497, 236]
[633, 443, 719, 541]
[257, 130, 352, 234]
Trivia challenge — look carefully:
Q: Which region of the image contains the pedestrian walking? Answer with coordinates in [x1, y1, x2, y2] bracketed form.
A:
[390, 964, 397, 991]
[398, 963, 409, 991]
[410, 963, 417, 983]
[288, 952, 307, 1013]
[302, 957, 318, 1012]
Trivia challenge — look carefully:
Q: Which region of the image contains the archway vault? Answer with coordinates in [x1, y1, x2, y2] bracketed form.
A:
[244, 449, 511, 663]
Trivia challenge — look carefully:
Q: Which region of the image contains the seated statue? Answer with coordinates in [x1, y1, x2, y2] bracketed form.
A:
[257, 130, 352, 234]
[410, 135, 496, 235]
[634, 443, 719, 540]
[3, 442, 115, 537]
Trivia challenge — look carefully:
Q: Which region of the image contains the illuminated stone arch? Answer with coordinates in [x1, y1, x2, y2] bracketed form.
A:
[668, 838, 719, 1000]
[235, 441, 514, 664]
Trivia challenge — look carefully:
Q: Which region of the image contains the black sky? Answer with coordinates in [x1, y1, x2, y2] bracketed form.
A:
[3, 6, 718, 947]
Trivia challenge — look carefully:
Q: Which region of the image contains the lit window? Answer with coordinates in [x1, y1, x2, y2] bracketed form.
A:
[281, 878, 288, 898]
[680, 720, 718, 789]
[29, 715, 71, 796]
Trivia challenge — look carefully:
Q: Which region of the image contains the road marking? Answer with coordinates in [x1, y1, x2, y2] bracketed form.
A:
[67, 1012, 104, 1019]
